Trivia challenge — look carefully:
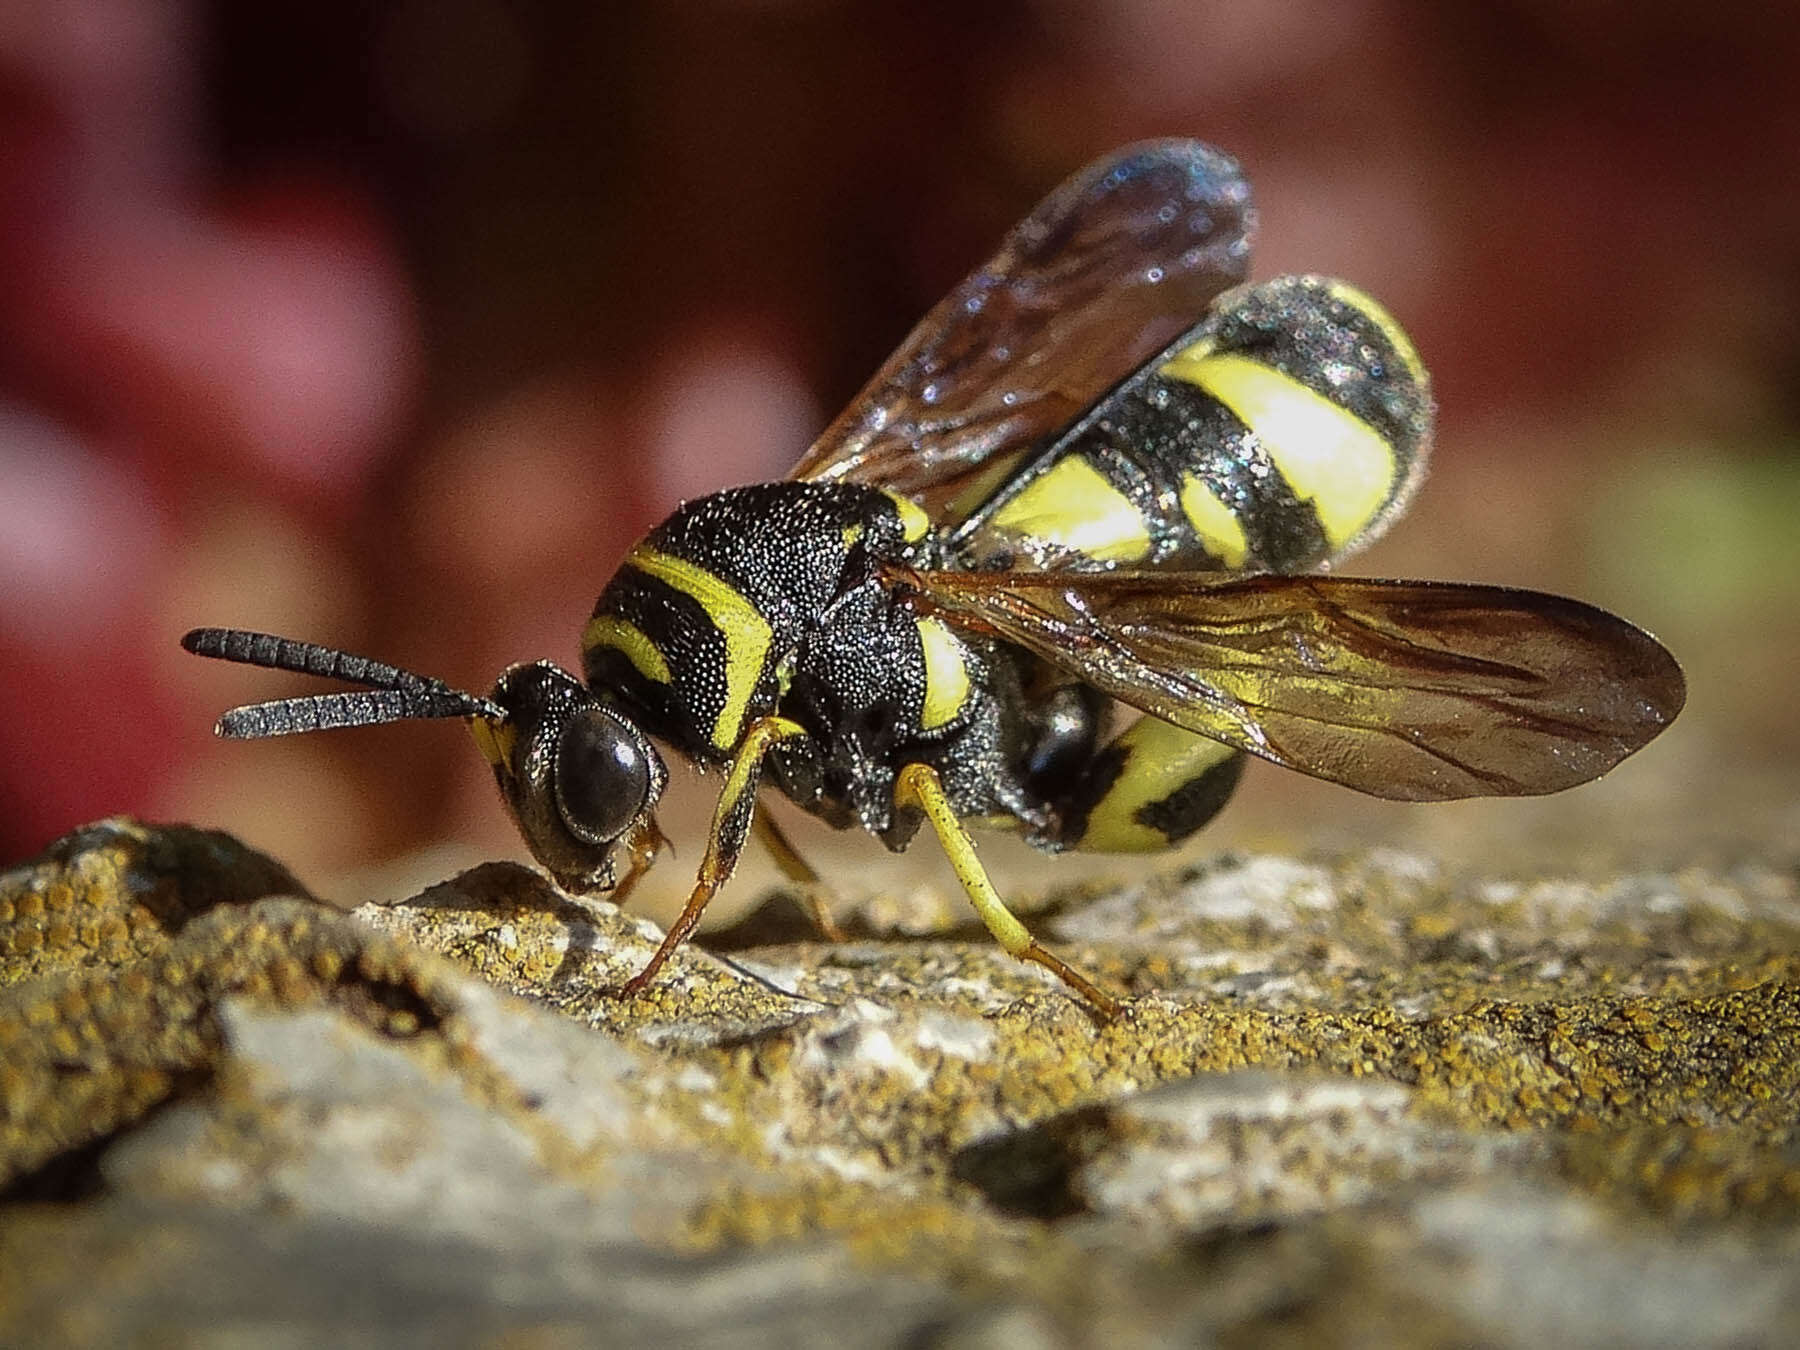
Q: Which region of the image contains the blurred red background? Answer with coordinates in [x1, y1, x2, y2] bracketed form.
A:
[3, 1, 1797, 901]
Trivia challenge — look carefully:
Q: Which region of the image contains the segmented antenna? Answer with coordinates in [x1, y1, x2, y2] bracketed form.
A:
[181, 627, 503, 739]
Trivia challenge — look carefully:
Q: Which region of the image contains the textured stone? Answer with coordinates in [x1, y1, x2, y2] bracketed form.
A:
[2, 820, 1797, 1346]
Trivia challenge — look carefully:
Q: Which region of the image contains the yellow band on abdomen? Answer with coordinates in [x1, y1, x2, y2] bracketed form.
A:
[987, 455, 1152, 563]
[1159, 350, 1397, 548]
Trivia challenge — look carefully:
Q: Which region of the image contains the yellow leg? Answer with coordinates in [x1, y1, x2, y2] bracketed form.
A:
[607, 815, 670, 910]
[620, 716, 809, 996]
[894, 762, 1122, 1017]
[753, 811, 845, 941]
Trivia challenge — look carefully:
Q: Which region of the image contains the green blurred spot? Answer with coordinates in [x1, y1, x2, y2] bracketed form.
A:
[1589, 449, 1800, 624]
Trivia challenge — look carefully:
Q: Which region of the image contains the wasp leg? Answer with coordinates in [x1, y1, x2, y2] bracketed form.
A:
[753, 810, 845, 941]
[619, 716, 809, 996]
[607, 815, 671, 909]
[894, 762, 1122, 1017]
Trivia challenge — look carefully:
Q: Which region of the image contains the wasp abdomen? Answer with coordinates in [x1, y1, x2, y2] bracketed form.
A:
[958, 276, 1433, 576]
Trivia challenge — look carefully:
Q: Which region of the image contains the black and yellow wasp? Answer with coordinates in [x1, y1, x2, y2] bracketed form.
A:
[185, 141, 1684, 1014]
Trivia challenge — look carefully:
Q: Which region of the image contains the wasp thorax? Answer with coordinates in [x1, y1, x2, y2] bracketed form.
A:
[486, 661, 667, 893]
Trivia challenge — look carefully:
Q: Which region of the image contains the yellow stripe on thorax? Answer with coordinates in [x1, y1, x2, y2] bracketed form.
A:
[987, 456, 1151, 563]
[1159, 349, 1397, 548]
[883, 490, 932, 543]
[626, 546, 772, 750]
[914, 617, 970, 730]
[582, 614, 673, 685]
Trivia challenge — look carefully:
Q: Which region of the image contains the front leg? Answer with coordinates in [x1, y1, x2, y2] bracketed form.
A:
[605, 814, 671, 909]
[618, 716, 810, 995]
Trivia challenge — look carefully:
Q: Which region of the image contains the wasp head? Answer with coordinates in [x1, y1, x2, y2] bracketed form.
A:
[183, 629, 667, 897]
[475, 661, 668, 894]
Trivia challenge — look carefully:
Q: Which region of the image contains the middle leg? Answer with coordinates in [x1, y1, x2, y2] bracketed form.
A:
[895, 761, 1121, 1017]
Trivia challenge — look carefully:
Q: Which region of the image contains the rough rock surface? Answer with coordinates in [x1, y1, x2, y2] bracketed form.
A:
[3, 817, 1798, 1347]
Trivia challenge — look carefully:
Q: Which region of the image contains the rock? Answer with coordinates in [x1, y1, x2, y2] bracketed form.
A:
[1, 820, 1797, 1346]
[0, 818, 308, 988]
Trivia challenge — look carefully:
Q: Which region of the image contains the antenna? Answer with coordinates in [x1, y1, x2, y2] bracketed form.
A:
[181, 628, 503, 739]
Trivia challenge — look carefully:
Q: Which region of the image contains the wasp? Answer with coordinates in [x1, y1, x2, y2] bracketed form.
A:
[184, 141, 1685, 1015]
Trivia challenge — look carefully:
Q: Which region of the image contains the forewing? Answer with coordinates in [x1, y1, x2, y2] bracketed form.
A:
[898, 568, 1686, 801]
[791, 141, 1253, 504]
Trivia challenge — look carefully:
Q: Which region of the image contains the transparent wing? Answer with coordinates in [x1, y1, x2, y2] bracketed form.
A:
[897, 568, 1686, 801]
[791, 141, 1253, 505]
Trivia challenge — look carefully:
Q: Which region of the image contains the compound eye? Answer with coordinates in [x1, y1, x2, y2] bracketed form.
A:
[553, 707, 654, 845]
